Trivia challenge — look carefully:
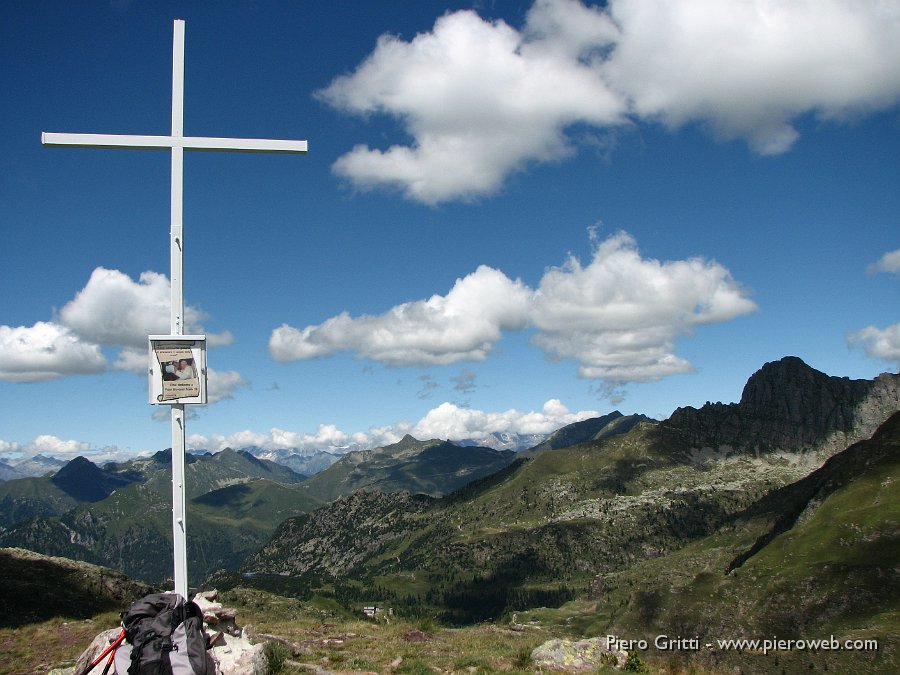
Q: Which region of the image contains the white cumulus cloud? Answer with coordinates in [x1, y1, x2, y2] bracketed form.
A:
[2, 267, 236, 388]
[411, 398, 598, 441]
[271, 231, 757, 385]
[25, 434, 91, 458]
[850, 248, 900, 366]
[187, 398, 598, 454]
[59, 268, 172, 349]
[868, 248, 900, 275]
[531, 231, 758, 381]
[270, 265, 532, 365]
[0, 322, 106, 382]
[848, 324, 900, 366]
[320, 0, 900, 203]
[58, 267, 230, 355]
[318, 1, 624, 204]
[206, 369, 248, 404]
[602, 0, 900, 154]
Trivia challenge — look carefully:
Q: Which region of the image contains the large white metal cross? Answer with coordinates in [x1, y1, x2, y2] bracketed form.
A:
[42, 19, 307, 598]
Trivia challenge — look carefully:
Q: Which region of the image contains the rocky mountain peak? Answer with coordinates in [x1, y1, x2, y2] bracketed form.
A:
[667, 356, 900, 455]
[50, 456, 108, 502]
[739, 356, 860, 415]
[53, 455, 97, 475]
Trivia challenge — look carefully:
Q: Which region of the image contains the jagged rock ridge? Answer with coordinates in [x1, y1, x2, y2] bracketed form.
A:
[666, 356, 900, 454]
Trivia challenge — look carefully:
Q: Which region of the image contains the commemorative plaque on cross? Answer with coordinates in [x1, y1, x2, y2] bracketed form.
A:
[42, 20, 307, 597]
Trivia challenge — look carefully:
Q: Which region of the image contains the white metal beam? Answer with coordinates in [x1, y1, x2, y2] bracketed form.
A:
[42, 132, 308, 153]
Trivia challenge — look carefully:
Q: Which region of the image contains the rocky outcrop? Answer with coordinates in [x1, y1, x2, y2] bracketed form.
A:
[666, 356, 900, 455]
[0, 547, 154, 627]
[194, 590, 266, 675]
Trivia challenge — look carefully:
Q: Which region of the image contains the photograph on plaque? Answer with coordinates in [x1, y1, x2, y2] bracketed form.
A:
[148, 336, 207, 404]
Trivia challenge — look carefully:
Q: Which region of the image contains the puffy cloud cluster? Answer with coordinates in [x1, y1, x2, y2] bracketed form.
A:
[602, 0, 900, 154]
[0, 322, 106, 383]
[271, 231, 757, 384]
[187, 398, 597, 454]
[0, 434, 123, 464]
[319, 2, 622, 204]
[532, 232, 758, 379]
[188, 422, 353, 454]
[59, 269, 172, 350]
[410, 398, 597, 441]
[0, 268, 238, 400]
[319, 0, 900, 203]
[270, 265, 532, 366]
[206, 369, 248, 404]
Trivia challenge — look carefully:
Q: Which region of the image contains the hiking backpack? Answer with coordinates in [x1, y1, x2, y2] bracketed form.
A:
[113, 592, 210, 675]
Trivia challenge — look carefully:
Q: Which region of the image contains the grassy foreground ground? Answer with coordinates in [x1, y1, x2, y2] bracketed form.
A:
[2, 585, 887, 674]
[0, 610, 122, 675]
[230, 589, 555, 674]
[0, 589, 573, 675]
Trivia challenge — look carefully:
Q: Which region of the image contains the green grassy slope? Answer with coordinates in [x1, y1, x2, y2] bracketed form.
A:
[244, 420, 827, 624]
[0, 475, 321, 584]
[585, 412, 900, 674]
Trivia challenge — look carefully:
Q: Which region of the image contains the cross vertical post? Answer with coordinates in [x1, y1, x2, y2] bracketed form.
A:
[42, 19, 308, 599]
[170, 19, 188, 599]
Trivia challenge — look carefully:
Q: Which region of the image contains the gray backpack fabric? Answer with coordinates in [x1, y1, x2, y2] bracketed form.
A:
[113, 592, 210, 675]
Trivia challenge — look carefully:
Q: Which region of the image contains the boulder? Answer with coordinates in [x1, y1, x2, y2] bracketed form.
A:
[71, 627, 123, 674]
[531, 637, 627, 672]
[207, 631, 266, 675]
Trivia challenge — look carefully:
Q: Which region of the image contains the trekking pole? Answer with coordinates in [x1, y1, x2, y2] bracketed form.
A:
[100, 642, 118, 675]
[75, 629, 126, 675]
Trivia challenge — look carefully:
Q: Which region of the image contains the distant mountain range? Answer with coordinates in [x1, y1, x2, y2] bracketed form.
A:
[0, 434, 551, 485]
[458, 430, 552, 452]
[0, 447, 318, 583]
[237, 447, 343, 477]
[296, 435, 519, 502]
[0, 454, 66, 480]
[0, 416, 629, 584]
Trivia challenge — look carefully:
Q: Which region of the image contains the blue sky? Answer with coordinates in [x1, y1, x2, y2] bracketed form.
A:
[2, 0, 898, 462]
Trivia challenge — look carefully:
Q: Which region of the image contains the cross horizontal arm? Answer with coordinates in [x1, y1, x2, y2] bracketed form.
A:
[42, 132, 308, 153]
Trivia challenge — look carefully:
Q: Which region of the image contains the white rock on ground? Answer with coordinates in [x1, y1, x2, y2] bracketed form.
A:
[531, 636, 628, 672]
